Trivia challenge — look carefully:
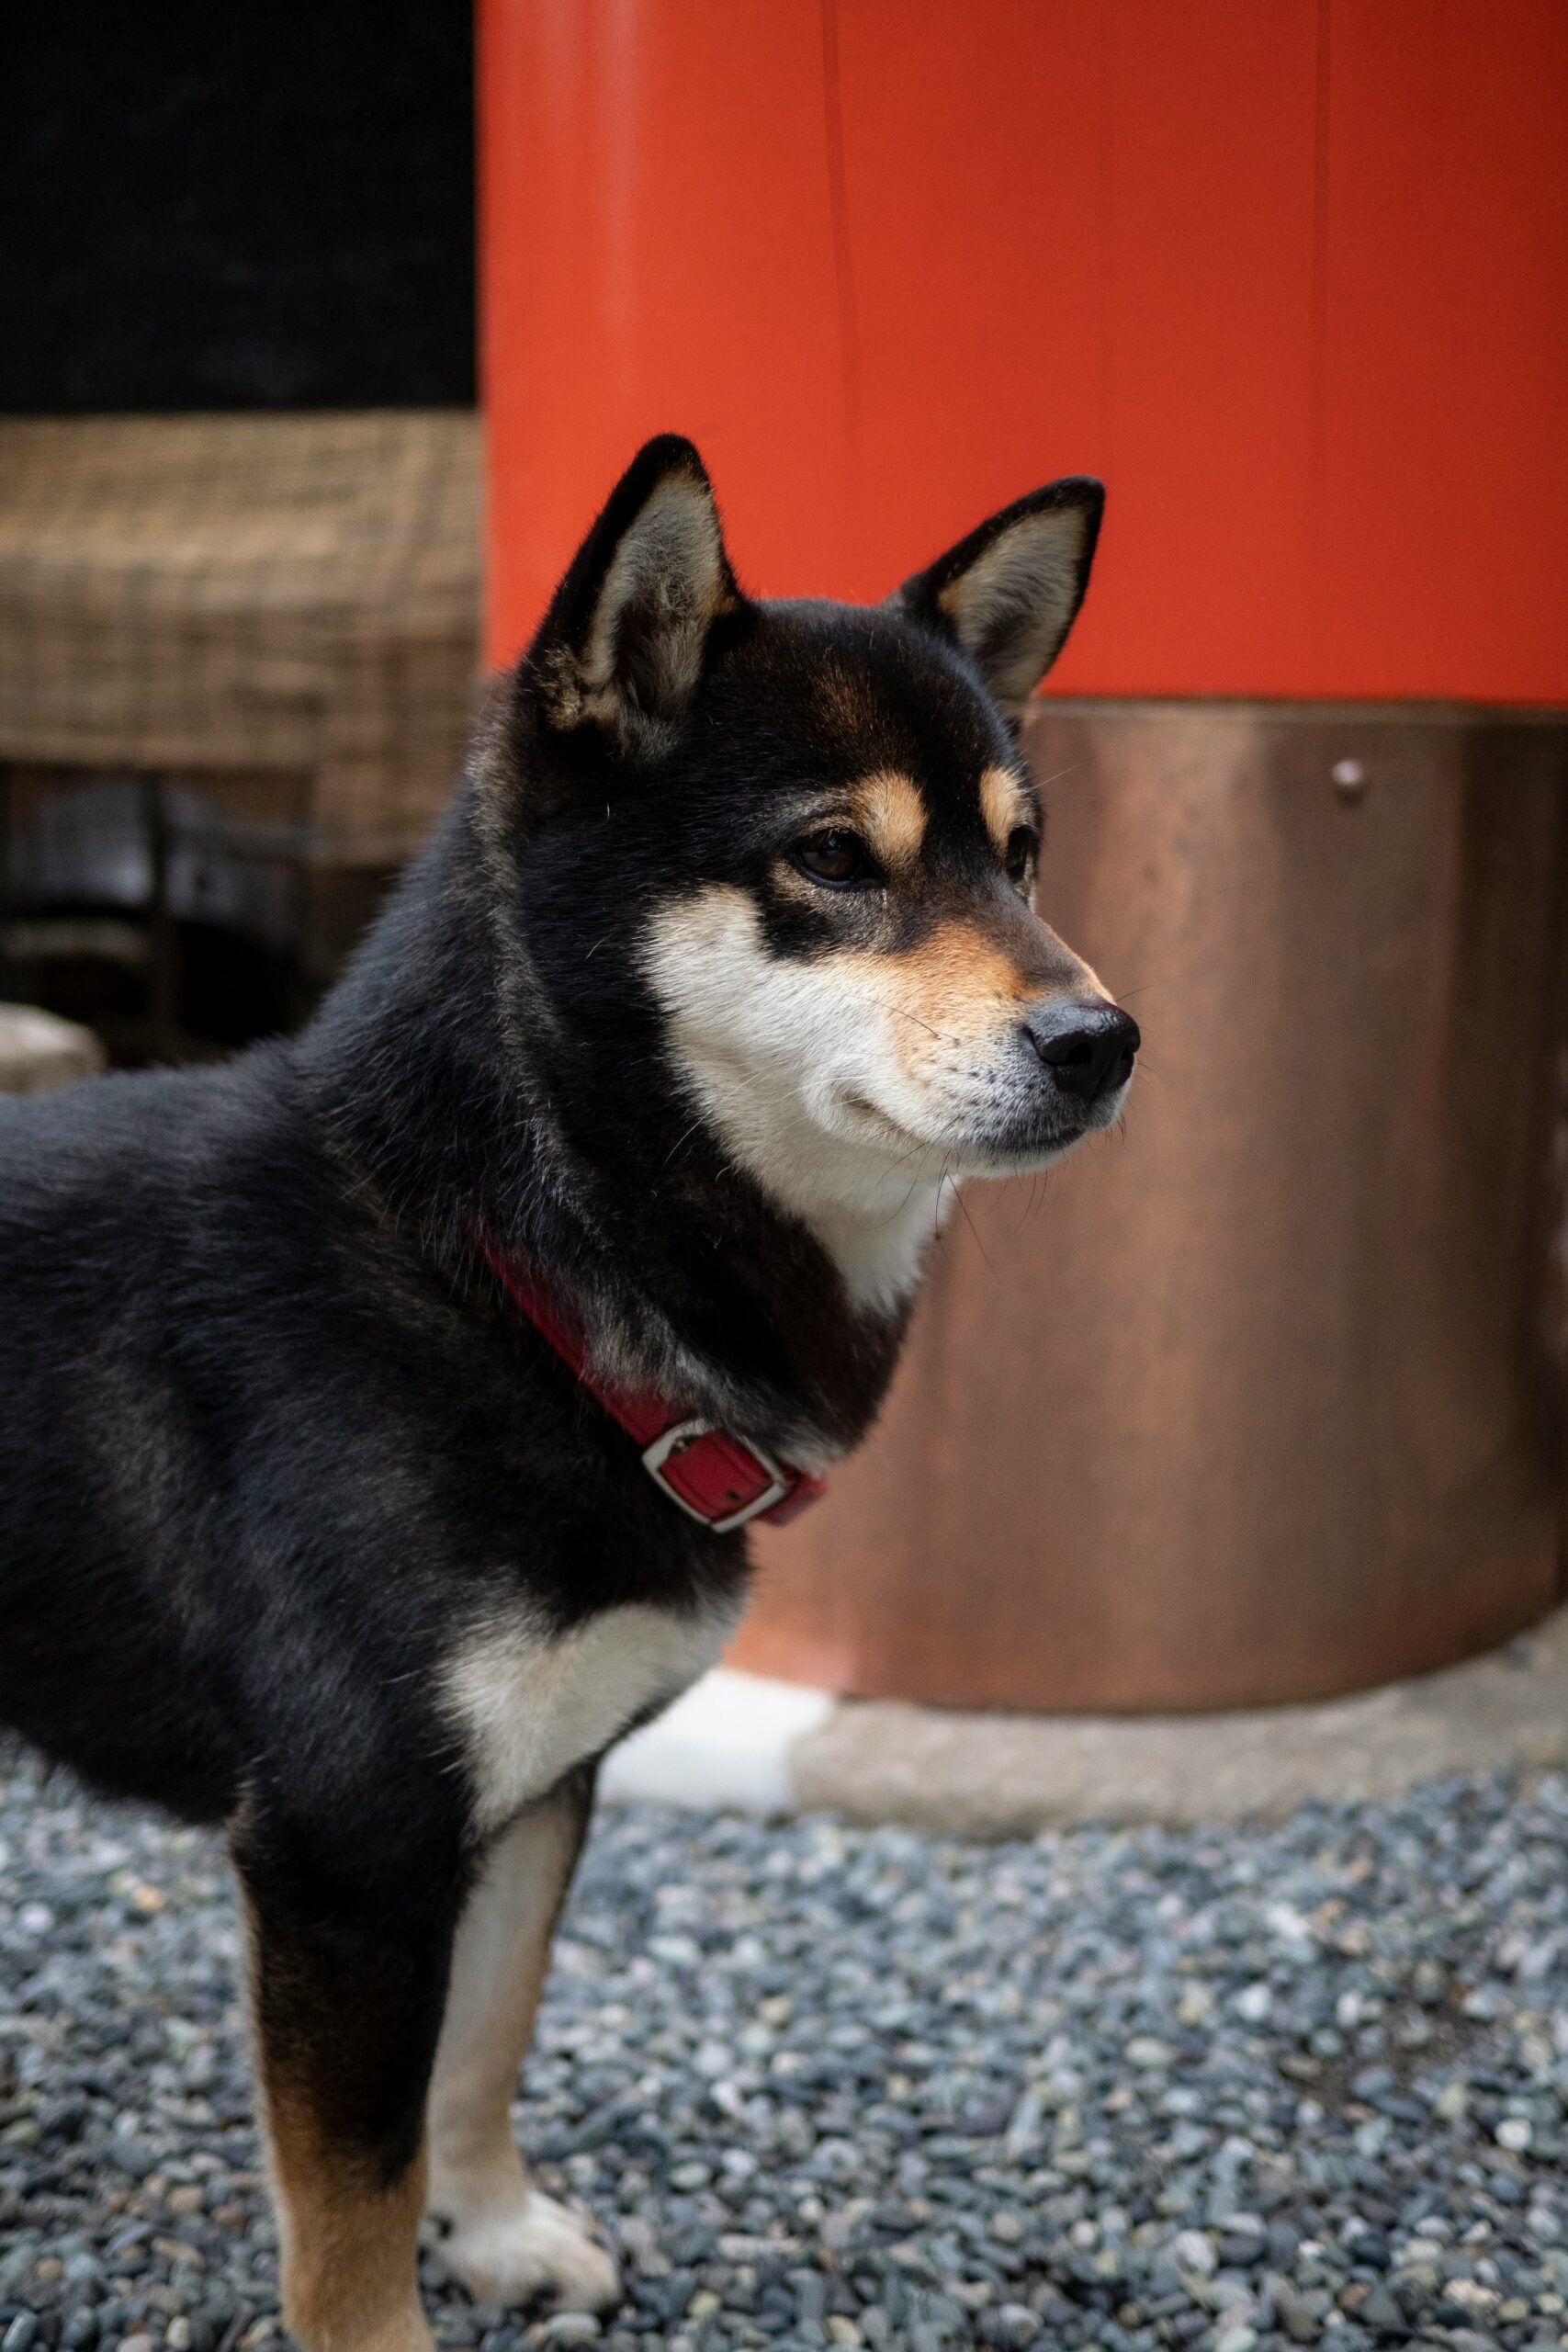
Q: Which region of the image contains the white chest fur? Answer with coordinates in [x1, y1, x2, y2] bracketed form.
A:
[440, 1598, 741, 1836]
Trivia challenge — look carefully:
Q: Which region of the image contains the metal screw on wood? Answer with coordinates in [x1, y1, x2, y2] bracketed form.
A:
[1332, 756, 1368, 802]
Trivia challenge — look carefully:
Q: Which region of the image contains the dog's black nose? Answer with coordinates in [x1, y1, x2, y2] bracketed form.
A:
[1026, 1001, 1140, 1102]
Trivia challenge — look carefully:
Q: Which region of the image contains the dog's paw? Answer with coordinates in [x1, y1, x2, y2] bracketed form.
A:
[437, 2188, 621, 2312]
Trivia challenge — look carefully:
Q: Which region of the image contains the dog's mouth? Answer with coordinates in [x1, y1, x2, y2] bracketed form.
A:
[979, 1070, 1134, 1163]
[838, 1091, 920, 1146]
[835, 1080, 1127, 1172]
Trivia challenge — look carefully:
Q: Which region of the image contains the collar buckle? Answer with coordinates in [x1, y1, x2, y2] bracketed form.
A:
[641, 1418, 793, 1532]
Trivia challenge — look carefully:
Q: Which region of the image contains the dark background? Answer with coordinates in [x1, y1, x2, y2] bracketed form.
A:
[1, 0, 475, 412]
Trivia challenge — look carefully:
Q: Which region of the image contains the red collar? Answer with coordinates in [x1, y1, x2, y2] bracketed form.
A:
[476, 1238, 828, 1533]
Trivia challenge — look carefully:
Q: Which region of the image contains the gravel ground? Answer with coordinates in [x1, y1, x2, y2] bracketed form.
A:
[6, 1772, 1568, 2352]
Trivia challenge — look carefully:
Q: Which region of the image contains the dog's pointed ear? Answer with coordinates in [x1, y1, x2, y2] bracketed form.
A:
[527, 435, 742, 759]
[891, 478, 1104, 716]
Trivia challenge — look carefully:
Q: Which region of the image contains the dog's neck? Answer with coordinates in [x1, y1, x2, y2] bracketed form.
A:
[295, 805, 917, 1464]
[807, 1183, 954, 1322]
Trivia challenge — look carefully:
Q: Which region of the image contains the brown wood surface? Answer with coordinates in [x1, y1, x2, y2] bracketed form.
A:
[731, 705, 1568, 1711]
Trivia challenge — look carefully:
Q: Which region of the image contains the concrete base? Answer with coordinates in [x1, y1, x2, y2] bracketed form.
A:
[0, 1003, 105, 1095]
[599, 1670, 832, 1814]
[603, 1605, 1568, 1833]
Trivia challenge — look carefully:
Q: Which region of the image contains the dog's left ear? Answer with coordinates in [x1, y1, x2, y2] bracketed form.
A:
[891, 478, 1104, 716]
[528, 435, 742, 760]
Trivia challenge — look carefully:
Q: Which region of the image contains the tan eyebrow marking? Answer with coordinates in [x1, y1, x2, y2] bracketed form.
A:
[845, 770, 928, 875]
[979, 763, 1032, 857]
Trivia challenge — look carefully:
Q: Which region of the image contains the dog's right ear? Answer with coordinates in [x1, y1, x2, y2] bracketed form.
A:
[891, 477, 1104, 718]
[525, 436, 742, 761]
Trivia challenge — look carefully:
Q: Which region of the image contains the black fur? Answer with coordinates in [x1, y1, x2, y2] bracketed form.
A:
[0, 435, 1115, 2327]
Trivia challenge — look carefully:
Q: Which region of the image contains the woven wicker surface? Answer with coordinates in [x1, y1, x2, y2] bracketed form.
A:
[0, 413, 481, 864]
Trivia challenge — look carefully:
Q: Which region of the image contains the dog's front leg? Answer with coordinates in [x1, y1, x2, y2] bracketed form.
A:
[425, 1766, 620, 2313]
[233, 1817, 458, 2352]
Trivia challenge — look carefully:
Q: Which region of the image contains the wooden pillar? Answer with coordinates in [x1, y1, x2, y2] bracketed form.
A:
[479, 1, 1568, 1705]
[734, 702, 1568, 1708]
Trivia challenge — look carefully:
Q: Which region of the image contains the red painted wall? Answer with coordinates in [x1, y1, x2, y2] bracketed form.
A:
[479, 1, 1568, 704]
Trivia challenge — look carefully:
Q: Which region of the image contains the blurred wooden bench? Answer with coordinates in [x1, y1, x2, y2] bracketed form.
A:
[0, 413, 480, 1054]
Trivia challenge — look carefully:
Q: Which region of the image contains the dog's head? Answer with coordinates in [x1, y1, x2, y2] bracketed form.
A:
[502, 436, 1135, 1301]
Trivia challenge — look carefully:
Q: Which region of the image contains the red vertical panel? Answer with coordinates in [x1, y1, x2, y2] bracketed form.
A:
[1314, 0, 1452, 696]
[828, 1, 1107, 629]
[1316, 0, 1568, 700]
[481, 0, 1568, 701]
[1427, 0, 1568, 702]
[1097, 0, 1322, 694]
[480, 0, 848, 665]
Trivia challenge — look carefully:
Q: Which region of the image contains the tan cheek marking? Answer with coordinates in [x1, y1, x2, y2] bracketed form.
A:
[831, 924, 1031, 1079]
[859, 922, 1110, 1084]
[848, 770, 928, 876]
[979, 763, 1032, 858]
[895, 925, 1029, 1068]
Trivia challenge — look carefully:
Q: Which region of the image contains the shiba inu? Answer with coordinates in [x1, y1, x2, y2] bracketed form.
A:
[0, 436, 1135, 2349]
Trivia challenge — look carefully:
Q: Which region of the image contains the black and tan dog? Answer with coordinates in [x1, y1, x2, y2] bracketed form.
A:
[0, 438, 1135, 2348]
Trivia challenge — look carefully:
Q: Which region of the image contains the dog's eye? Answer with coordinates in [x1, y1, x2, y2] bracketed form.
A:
[1005, 827, 1038, 887]
[794, 829, 874, 888]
